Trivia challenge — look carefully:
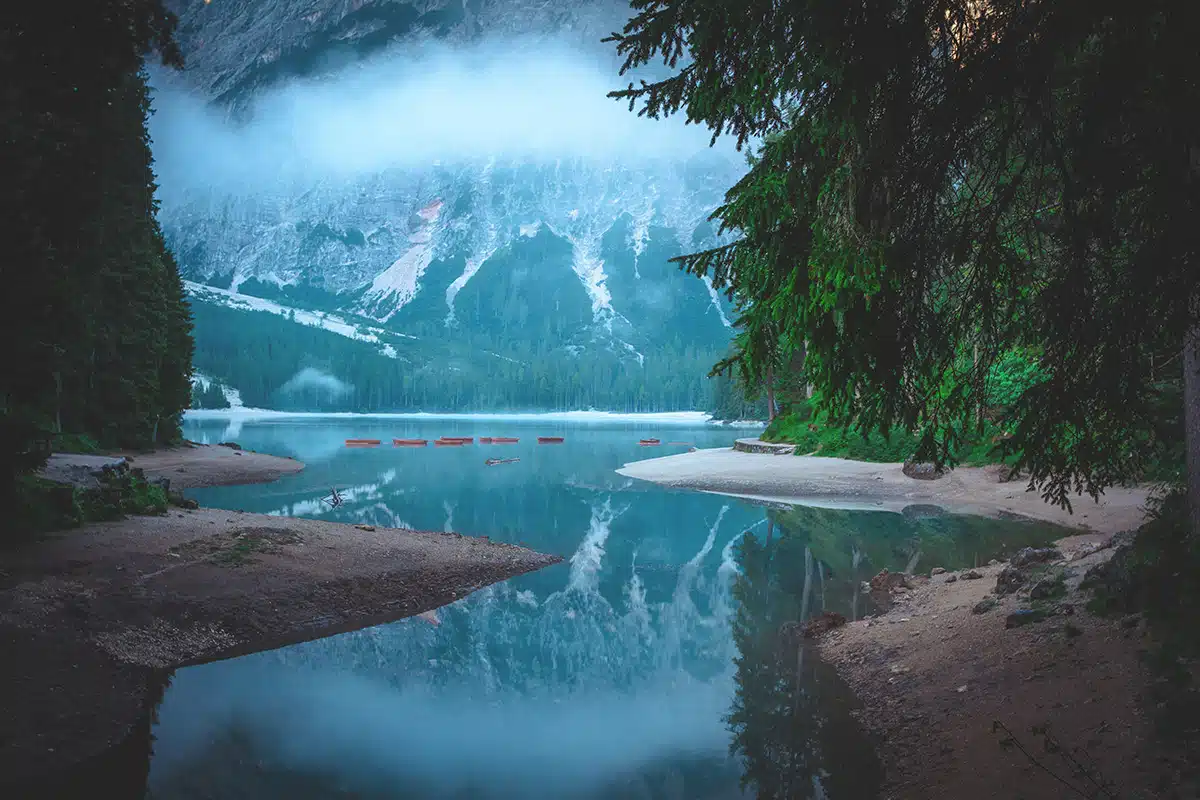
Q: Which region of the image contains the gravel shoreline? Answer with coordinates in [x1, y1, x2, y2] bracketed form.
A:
[816, 533, 1192, 798]
[4, 446, 561, 794]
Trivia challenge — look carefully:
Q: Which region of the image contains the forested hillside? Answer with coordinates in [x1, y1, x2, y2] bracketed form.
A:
[1, 2, 194, 494]
[190, 300, 719, 412]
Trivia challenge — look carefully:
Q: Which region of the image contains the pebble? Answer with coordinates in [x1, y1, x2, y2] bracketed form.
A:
[956, 685, 968, 693]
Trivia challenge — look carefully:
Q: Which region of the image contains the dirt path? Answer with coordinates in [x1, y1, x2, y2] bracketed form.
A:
[816, 533, 1191, 799]
[6, 446, 561, 794]
[618, 448, 1150, 534]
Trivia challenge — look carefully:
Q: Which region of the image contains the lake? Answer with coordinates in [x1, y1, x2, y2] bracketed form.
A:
[145, 417, 1065, 799]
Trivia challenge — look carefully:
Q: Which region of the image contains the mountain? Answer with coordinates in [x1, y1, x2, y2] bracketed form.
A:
[153, 0, 747, 413]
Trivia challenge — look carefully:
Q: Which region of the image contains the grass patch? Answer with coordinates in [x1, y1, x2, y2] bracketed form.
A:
[169, 527, 302, 567]
[761, 400, 1015, 466]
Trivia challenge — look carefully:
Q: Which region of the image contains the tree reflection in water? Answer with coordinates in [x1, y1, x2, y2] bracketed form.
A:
[727, 532, 882, 800]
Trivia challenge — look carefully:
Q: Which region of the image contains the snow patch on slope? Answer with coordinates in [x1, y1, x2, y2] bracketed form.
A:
[360, 199, 444, 322]
[628, 199, 656, 279]
[701, 276, 732, 328]
[185, 281, 408, 357]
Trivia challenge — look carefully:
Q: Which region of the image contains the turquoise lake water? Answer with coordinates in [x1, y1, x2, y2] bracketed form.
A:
[144, 418, 1065, 799]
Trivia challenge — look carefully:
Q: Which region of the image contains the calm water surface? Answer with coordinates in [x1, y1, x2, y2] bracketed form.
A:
[144, 418, 1063, 799]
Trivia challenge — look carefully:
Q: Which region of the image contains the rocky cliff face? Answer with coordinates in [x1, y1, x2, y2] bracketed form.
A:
[165, 0, 630, 104]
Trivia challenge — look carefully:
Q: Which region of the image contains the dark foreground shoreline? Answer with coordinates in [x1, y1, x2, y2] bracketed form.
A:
[3, 447, 561, 795]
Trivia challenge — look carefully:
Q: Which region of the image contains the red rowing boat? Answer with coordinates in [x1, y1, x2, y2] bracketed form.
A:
[639, 438, 661, 446]
[537, 436, 564, 444]
[434, 438, 467, 446]
[346, 439, 381, 446]
[393, 439, 428, 447]
[440, 436, 473, 444]
[492, 437, 519, 444]
[479, 437, 493, 443]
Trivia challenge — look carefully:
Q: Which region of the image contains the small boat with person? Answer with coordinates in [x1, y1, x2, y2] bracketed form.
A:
[638, 438, 661, 446]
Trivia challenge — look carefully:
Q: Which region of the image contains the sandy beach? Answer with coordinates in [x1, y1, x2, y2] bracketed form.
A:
[618, 447, 1151, 534]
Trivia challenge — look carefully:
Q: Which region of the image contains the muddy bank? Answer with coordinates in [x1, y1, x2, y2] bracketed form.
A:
[815, 534, 1193, 799]
[618, 448, 1149, 534]
[0, 507, 561, 792]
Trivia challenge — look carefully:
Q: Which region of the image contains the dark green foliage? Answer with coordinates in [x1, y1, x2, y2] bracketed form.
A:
[8, 472, 168, 542]
[608, 0, 1200, 512]
[1, 1, 194, 494]
[49, 433, 102, 455]
[191, 381, 231, 410]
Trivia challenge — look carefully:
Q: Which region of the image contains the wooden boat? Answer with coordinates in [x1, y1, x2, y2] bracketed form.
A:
[485, 457, 520, 466]
[434, 439, 467, 447]
[479, 437, 494, 443]
[537, 436, 565, 444]
[440, 436, 474, 444]
[345, 438, 381, 446]
[492, 437, 519, 444]
[393, 438, 428, 447]
[639, 438, 661, 446]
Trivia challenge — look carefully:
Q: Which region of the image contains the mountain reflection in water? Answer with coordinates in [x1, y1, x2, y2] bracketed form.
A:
[127, 420, 1066, 799]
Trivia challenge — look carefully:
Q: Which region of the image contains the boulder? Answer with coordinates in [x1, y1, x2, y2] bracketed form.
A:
[994, 566, 1028, 596]
[869, 569, 912, 592]
[802, 611, 848, 639]
[902, 461, 944, 480]
[1005, 608, 1048, 628]
[972, 596, 999, 614]
[945, 574, 958, 583]
[962, 570, 984, 580]
[1010, 547, 1063, 568]
[1029, 575, 1064, 600]
[996, 465, 1022, 483]
[930, 567, 947, 576]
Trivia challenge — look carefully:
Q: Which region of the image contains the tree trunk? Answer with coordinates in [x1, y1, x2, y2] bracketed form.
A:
[53, 371, 62, 434]
[1184, 321, 1200, 539]
[765, 366, 777, 423]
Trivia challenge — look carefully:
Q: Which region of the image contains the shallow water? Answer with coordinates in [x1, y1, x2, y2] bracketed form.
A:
[142, 418, 1066, 799]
